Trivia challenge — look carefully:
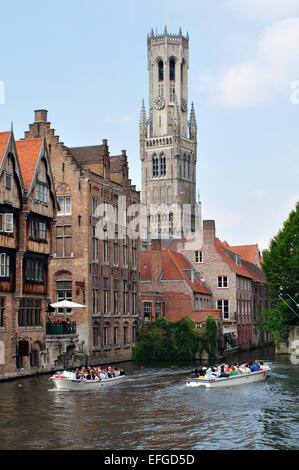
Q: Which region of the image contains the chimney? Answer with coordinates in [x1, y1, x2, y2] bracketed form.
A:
[35, 109, 48, 123]
[150, 239, 162, 282]
[203, 220, 216, 247]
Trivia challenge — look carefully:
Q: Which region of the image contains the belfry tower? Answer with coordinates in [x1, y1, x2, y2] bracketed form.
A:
[140, 27, 198, 240]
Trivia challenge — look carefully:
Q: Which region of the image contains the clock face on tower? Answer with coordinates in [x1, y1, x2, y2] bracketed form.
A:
[154, 97, 165, 110]
[181, 98, 187, 112]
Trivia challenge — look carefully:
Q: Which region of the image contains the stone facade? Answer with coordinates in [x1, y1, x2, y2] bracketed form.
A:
[23, 110, 141, 369]
[140, 29, 198, 239]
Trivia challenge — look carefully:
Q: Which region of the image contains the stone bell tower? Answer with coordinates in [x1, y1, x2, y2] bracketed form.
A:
[140, 27, 198, 240]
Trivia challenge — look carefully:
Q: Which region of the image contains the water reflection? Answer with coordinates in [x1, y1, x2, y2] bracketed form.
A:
[0, 347, 298, 450]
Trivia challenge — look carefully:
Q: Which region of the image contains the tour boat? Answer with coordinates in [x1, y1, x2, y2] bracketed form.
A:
[186, 369, 270, 388]
[50, 371, 126, 391]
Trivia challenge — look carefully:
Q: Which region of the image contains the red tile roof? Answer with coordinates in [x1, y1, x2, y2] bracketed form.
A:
[15, 138, 43, 191]
[141, 248, 211, 294]
[0, 131, 11, 166]
[215, 238, 253, 279]
[229, 244, 259, 265]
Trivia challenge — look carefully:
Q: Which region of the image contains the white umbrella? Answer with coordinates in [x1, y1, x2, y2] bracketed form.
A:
[50, 300, 87, 309]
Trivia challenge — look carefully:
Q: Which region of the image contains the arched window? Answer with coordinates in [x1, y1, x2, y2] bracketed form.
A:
[160, 154, 166, 176]
[152, 156, 159, 177]
[181, 59, 185, 84]
[158, 60, 164, 82]
[187, 155, 191, 179]
[169, 57, 175, 81]
[183, 154, 187, 178]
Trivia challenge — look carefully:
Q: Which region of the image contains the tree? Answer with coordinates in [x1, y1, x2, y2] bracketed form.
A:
[262, 201, 299, 344]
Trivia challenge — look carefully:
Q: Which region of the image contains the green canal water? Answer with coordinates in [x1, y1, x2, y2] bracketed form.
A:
[0, 347, 298, 450]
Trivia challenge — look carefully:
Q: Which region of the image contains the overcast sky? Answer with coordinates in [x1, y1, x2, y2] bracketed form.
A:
[0, 0, 298, 250]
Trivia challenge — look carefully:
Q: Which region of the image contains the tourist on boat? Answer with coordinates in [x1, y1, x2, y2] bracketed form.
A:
[190, 368, 200, 378]
[250, 361, 260, 372]
[220, 366, 230, 378]
[229, 365, 238, 376]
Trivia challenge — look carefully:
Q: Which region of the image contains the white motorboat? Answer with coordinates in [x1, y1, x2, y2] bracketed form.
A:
[50, 371, 126, 391]
[186, 369, 270, 388]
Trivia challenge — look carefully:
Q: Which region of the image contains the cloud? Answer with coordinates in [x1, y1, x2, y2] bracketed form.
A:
[199, 17, 299, 108]
[227, 0, 299, 21]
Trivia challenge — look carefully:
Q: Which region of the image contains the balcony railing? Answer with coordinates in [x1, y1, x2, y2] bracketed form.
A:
[46, 321, 76, 335]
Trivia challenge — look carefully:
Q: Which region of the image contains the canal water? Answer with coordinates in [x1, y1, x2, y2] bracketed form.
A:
[0, 347, 298, 450]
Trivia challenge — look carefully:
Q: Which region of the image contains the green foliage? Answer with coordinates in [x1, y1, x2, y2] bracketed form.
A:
[262, 201, 299, 343]
[133, 315, 219, 362]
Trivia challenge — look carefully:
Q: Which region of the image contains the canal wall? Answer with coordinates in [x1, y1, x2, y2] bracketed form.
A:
[276, 326, 299, 357]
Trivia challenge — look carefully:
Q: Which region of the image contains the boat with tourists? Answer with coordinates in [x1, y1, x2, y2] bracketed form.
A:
[50, 366, 126, 391]
[186, 361, 271, 388]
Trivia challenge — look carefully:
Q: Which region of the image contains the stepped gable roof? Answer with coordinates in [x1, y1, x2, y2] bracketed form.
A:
[15, 138, 43, 191]
[140, 251, 152, 281]
[141, 248, 211, 294]
[110, 155, 121, 172]
[215, 238, 253, 279]
[68, 144, 106, 164]
[229, 243, 259, 265]
[0, 131, 11, 166]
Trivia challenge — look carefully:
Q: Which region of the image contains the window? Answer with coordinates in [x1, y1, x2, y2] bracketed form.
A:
[158, 60, 164, 81]
[56, 225, 72, 257]
[92, 271, 98, 315]
[25, 258, 44, 283]
[57, 195, 71, 216]
[169, 57, 175, 81]
[103, 277, 109, 314]
[56, 280, 72, 314]
[158, 84, 164, 98]
[93, 327, 100, 347]
[103, 229, 109, 264]
[0, 253, 10, 278]
[144, 302, 152, 322]
[113, 279, 119, 315]
[113, 326, 119, 345]
[0, 213, 13, 233]
[195, 251, 203, 263]
[160, 155, 166, 176]
[123, 237, 128, 267]
[123, 324, 128, 345]
[0, 297, 5, 327]
[35, 182, 48, 204]
[218, 276, 228, 288]
[114, 232, 119, 265]
[92, 197, 98, 217]
[29, 220, 47, 241]
[123, 280, 128, 314]
[103, 326, 109, 346]
[153, 156, 159, 177]
[217, 300, 229, 320]
[132, 281, 137, 315]
[18, 298, 42, 327]
[132, 324, 137, 343]
[92, 226, 98, 261]
[132, 239, 136, 268]
[5, 173, 11, 190]
[155, 302, 161, 320]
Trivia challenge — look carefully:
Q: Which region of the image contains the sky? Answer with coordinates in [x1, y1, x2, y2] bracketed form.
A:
[0, 0, 298, 251]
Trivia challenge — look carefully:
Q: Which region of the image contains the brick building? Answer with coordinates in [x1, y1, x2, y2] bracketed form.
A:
[0, 128, 58, 379]
[170, 220, 272, 350]
[22, 110, 141, 367]
[140, 239, 221, 328]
